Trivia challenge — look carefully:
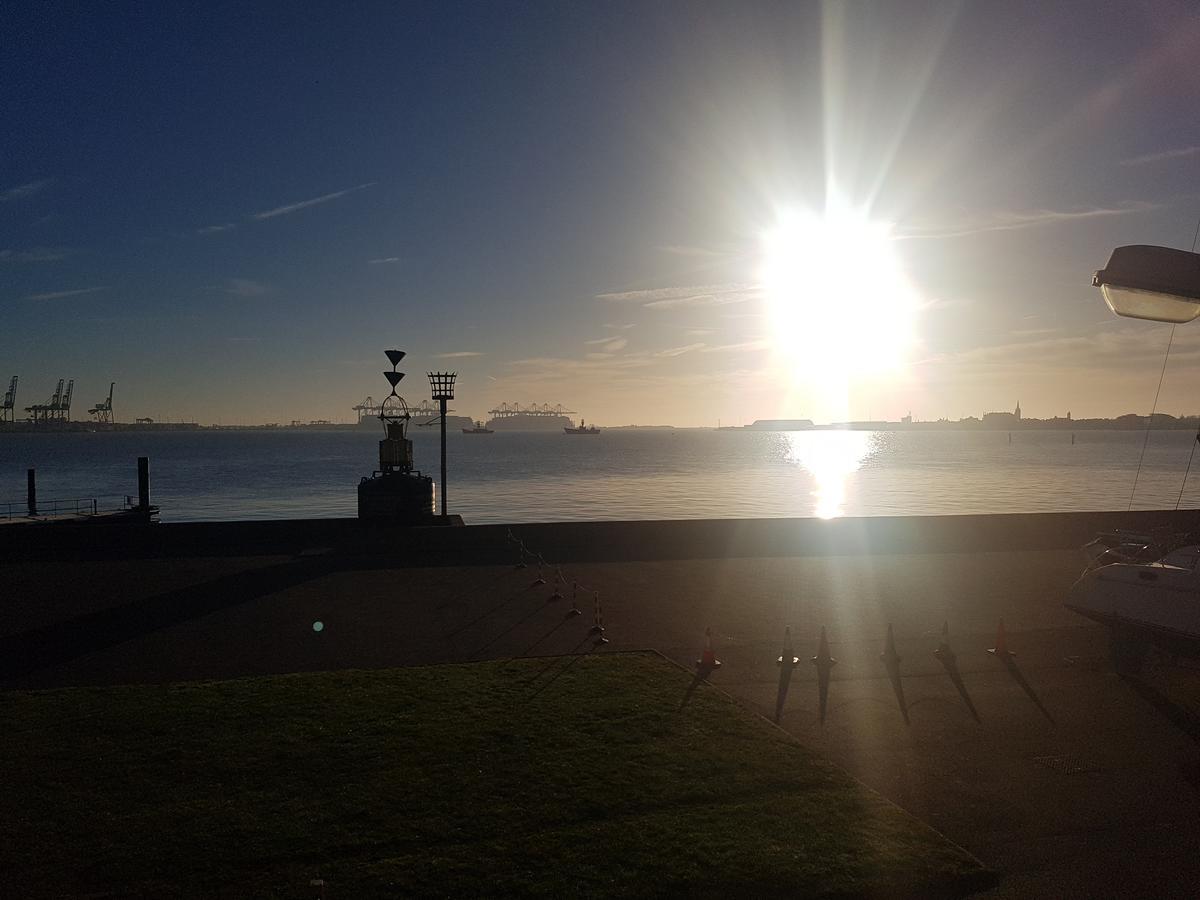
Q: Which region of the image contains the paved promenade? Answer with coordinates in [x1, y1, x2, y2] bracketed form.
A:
[5, 514, 1200, 897]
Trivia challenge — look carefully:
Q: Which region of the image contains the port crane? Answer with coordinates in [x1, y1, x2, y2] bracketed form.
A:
[1, 376, 16, 423]
[24, 378, 74, 423]
[486, 402, 576, 419]
[355, 396, 453, 425]
[89, 382, 115, 423]
[26, 379, 63, 424]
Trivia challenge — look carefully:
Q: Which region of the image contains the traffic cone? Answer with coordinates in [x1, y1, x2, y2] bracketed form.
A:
[589, 592, 608, 643]
[933, 621, 980, 723]
[777, 625, 800, 667]
[987, 617, 1015, 659]
[933, 621, 954, 665]
[697, 627, 721, 671]
[774, 626, 799, 724]
[812, 626, 836, 724]
[880, 623, 909, 725]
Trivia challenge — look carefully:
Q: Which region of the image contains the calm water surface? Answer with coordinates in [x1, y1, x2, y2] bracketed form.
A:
[2, 429, 1199, 523]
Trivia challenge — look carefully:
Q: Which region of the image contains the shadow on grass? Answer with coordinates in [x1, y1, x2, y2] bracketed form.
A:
[0, 555, 340, 682]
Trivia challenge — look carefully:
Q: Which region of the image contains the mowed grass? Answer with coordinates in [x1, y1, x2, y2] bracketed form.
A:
[2, 652, 993, 898]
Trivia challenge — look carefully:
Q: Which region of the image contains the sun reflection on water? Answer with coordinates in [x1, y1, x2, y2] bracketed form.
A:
[784, 430, 873, 518]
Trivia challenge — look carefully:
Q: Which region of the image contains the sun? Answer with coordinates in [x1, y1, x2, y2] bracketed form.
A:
[760, 202, 919, 394]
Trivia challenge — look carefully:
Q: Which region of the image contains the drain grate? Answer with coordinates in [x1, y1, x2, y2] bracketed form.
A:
[1033, 754, 1099, 775]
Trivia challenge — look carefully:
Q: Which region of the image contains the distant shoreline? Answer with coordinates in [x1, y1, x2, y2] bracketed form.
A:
[2, 419, 1200, 434]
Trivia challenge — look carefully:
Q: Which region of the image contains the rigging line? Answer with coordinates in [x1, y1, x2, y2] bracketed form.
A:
[1129, 325, 1177, 510]
[1174, 424, 1200, 510]
[1177, 216, 1200, 509]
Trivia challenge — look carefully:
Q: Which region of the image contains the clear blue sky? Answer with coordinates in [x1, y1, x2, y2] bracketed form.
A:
[3, 1, 1200, 425]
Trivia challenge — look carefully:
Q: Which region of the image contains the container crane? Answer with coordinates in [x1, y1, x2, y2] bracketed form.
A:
[26, 379, 64, 424]
[1, 376, 15, 423]
[89, 382, 115, 423]
[56, 379, 74, 421]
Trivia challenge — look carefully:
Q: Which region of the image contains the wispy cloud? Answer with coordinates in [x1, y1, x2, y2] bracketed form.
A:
[368, 256, 401, 264]
[1, 180, 50, 202]
[585, 336, 629, 352]
[659, 244, 726, 258]
[702, 339, 771, 353]
[901, 202, 1161, 239]
[597, 283, 759, 309]
[251, 182, 376, 220]
[1121, 145, 1200, 167]
[224, 278, 270, 297]
[0, 247, 68, 263]
[603, 322, 636, 330]
[197, 223, 236, 235]
[227, 337, 261, 343]
[436, 351, 484, 358]
[22, 286, 107, 301]
[654, 342, 706, 358]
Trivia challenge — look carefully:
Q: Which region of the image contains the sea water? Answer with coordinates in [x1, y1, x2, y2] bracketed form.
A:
[1, 428, 1199, 523]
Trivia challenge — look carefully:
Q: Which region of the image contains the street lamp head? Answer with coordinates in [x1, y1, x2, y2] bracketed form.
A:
[428, 371, 457, 400]
[1094, 245, 1200, 324]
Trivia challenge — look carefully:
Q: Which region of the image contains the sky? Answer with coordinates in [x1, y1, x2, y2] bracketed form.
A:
[3, 0, 1200, 426]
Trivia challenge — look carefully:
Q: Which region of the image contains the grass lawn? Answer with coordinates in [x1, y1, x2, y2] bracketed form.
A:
[2, 652, 994, 898]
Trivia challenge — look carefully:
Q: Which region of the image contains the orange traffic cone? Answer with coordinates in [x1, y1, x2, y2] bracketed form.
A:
[697, 627, 721, 671]
[987, 617, 1015, 659]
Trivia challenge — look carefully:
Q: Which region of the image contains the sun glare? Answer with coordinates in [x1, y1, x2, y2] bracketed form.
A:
[760, 203, 919, 395]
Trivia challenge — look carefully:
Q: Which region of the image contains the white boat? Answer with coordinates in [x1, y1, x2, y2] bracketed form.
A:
[1067, 542, 1200, 668]
[1064, 244, 1200, 670]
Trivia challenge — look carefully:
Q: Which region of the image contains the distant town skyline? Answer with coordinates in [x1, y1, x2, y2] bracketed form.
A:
[4, 2, 1200, 427]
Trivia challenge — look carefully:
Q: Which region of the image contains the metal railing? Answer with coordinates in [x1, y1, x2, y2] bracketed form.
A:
[1, 494, 136, 521]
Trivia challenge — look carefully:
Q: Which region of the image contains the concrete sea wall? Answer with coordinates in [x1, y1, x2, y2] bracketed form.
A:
[5, 508, 1200, 563]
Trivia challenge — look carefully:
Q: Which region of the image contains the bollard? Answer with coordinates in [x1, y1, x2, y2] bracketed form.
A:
[26, 468, 36, 517]
[137, 456, 150, 509]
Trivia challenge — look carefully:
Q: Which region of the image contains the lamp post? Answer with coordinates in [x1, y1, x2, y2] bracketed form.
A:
[428, 371, 457, 516]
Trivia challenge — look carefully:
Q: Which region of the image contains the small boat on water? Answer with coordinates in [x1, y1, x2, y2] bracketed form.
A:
[462, 420, 494, 434]
[564, 419, 600, 435]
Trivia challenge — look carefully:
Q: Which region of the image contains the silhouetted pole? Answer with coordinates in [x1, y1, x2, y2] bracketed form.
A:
[27, 468, 36, 517]
[137, 456, 150, 509]
[439, 397, 448, 516]
[428, 372, 457, 519]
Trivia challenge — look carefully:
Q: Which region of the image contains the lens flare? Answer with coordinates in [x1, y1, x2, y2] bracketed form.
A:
[760, 201, 919, 413]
